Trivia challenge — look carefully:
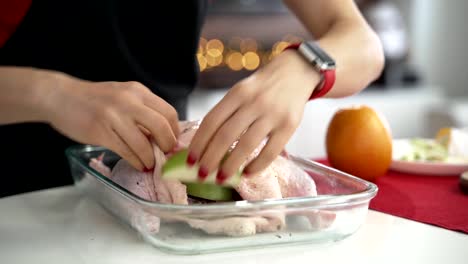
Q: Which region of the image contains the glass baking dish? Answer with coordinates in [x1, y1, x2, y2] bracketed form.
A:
[66, 145, 378, 255]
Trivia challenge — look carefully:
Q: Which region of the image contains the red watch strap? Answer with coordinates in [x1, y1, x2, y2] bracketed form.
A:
[284, 43, 300, 50]
[284, 43, 335, 100]
[310, 69, 335, 100]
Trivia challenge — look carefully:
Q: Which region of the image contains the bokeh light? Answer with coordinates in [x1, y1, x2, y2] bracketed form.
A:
[226, 52, 243, 71]
[206, 48, 223, 67]
[198, 37, 207, 54]
[197, 53, 207, 72]
[206, 39, 224, 54]
[242, 51, 260, 71]
[272, 41, 290, 57]
[196, 36, 303, 73]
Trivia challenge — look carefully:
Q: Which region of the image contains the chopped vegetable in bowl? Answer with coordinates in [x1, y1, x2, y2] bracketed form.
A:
[401, 138, 448, 162]
[399, 138, 468, 163]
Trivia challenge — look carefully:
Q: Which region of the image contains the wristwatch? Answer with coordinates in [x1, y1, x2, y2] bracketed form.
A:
[284, 42, 336, 100]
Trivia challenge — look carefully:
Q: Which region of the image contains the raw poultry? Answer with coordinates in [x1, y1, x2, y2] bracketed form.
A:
[90, 121, 333, 236]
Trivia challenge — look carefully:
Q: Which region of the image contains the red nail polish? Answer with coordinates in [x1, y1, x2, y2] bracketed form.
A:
[242, 168, 250, 177]
[216, 170, 228, 184]
[143, 167, 154, 173]
[198, 166, 208, 180]
[187, 152, 197, 167]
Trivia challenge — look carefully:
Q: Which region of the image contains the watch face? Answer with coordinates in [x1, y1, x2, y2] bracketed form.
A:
[300, 42, 336, 70]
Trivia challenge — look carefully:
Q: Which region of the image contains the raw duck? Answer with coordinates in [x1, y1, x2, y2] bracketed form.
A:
[89, 121, 334, 236]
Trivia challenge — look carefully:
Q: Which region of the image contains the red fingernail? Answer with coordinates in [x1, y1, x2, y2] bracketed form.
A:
[242, 169, 250, 177]
[143, 167, 154, 173]
[187, 152, 197, 167]
[216, 170, 228, 184]
[198, 166, 208, 180]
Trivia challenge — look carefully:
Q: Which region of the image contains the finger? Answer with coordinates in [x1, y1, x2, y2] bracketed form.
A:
[243, 128, 293, 175]
[188, 82, 253, 165]
[142, 92, 180, 137]
[107, 129, 145, 171]
[137, 125, 151, 138]
[113, 118, 155, 170]
[134, 105, 177, 153]
[218, 117, 273, 183]
[197, 103, 259, 181]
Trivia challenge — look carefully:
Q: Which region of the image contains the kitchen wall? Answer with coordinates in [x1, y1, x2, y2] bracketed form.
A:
[398, 0, 468, 98]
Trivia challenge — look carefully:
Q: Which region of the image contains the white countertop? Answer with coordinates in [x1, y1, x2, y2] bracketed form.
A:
[0, 186, 467, 264]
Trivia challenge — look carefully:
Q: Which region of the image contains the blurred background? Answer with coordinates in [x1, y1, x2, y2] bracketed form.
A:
[187, 0, 468, 158]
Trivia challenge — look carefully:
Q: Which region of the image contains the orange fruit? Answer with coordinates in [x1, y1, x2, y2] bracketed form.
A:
[326, 105, 392, 182]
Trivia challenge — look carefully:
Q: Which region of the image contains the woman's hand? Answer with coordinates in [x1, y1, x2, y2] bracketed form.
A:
[45, 74, 180, 171]
[188, 50, 321, 183]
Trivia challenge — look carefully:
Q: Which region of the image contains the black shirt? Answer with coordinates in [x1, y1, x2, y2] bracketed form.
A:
[0, 0, 207, 197]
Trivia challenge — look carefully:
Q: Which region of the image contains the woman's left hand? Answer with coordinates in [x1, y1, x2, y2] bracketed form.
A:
[188, 50, 321, 183]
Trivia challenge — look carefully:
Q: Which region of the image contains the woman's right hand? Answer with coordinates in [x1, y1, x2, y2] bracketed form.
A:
[44, 73, 180, 171]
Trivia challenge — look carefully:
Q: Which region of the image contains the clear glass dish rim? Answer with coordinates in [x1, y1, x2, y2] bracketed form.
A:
[66, 145, 378, 212]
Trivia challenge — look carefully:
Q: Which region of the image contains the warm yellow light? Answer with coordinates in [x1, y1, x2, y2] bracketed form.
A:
[206, 48, 223, 66]
[197, 44, 203, 55]
[206, 39, 224, 54]
[224, 51, 233, 63]
[198, 37, 207, 54]
[272, 41, 290, 56]
[240, 38, 258, 53]
[206, 48, 221, 57]
[277, 41, 290, 52]
[197, 53, 207, 72]
[242, 51, 260, 71]
[226, 52, 243, 71]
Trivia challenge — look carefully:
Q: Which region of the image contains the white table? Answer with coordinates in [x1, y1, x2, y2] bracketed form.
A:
[0, 186, 467, 264]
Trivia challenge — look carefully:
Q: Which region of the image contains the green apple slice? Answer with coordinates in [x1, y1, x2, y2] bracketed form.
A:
[161, 149, 242, 188]
[185, 182, 234, 201]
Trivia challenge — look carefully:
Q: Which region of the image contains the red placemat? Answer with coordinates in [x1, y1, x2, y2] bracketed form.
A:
[316, 159, 468, 234]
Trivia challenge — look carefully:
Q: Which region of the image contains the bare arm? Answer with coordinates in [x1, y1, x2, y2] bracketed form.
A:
[0, 66, 179, 171]
[284, 0, 385, 97]
[189, 0, 384, 183]
[0, 67, 56, 124]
